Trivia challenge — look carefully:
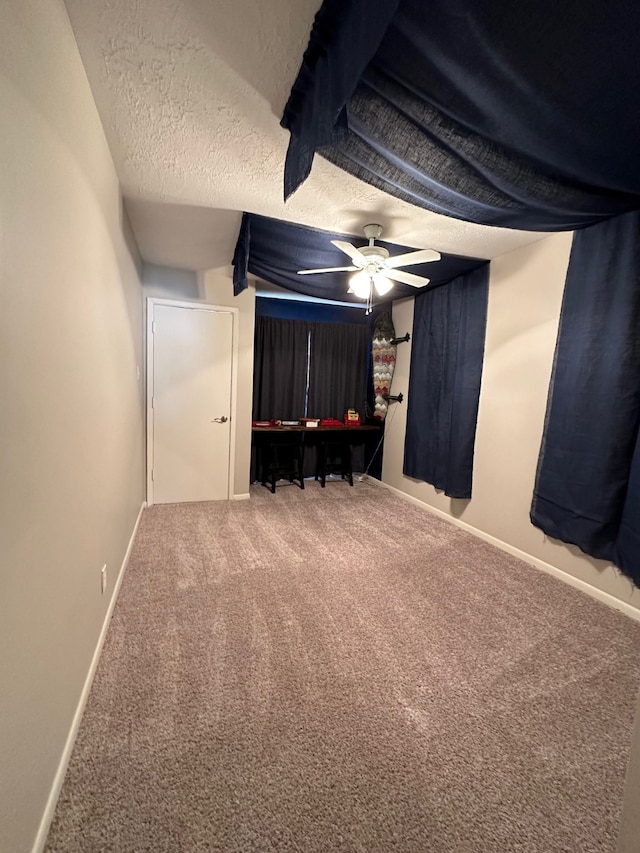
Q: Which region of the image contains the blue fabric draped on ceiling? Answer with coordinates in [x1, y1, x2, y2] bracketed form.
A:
[404, 264, 489, 499]
[280, 0, 640, 584]
[531, 212, 640, 585]
[232, 212, 487, 300]
[281, 0, 640, 230]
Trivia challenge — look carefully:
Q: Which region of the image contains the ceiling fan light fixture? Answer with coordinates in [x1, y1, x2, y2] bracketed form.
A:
[349, 271, 394, 300]
[299, 224, 440, 293]
[373, 274, 393, 296]
[349, 271, 373, 299]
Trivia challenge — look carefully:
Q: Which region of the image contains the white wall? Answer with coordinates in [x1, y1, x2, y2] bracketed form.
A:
[382, 232, 640, 615]
[143, 264, 255, 496]
[618, 692, 640, 853]
[0, 2, 146, 851]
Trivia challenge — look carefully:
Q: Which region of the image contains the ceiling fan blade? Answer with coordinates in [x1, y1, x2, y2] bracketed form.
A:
[385, 248, 441, 269]
[330, 240, 368, 266]
[297, 265, 359, 275]
[385, 268, 431, 288]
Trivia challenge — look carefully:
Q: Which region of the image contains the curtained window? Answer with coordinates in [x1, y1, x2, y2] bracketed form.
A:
[403, 265, 489, 499]
[307, 321, 369, 420]
[531, 211, 640, 585]
[252, 317, 309, 422]
[252, 315, 371, 476]
[308, 321, 369, 475]
[253, 316, 369, 422]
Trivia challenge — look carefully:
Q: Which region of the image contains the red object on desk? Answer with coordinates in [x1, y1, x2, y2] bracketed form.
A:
[320, 418, 344, 427]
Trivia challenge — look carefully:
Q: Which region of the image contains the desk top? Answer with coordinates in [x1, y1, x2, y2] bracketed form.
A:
[252, 424, 380, 433]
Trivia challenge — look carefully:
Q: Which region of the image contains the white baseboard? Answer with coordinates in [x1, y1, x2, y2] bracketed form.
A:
[233, 493, 251, 501]
[32, 501, 147, 853]
[366, 477, 640, 623]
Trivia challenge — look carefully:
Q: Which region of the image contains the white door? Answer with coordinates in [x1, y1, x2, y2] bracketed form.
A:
[149, 302, 234, 504]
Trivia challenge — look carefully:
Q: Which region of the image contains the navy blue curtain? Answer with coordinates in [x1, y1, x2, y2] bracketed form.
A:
[531, 212, 640, 584]
[232, 212, 251, 296]
[252, 316, 309, 422]
[615, 433, 640, 580]
[282, 0, 640, 586]
[233, 212, 486, 299]
[404, 264, 489, 499]
[252, 314, 373, 477]
[256, 296, 370, 325]
[280, 0, 399, 200]
[308, 321, 369, 421]
[308, 321, 370, 475]
[282, 0, 640, 228]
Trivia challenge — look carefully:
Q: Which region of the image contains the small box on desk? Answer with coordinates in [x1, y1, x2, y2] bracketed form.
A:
[300, 418, 319, 428]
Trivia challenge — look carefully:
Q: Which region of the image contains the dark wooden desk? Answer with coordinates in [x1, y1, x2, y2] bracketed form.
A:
[251, 424, 380, 434]
[251, 425, 381, 490]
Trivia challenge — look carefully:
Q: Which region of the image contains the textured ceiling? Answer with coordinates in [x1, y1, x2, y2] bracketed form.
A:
[64, 0, 545, 273]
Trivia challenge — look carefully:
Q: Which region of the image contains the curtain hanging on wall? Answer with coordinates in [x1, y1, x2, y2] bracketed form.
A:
[308, 321, 370, 475]
[252, 316, 309, 422]
[281, 0, 640, 583]
[282, 0, 640, 229]
[280, 0, 399, 200]
[531, 211, 640, 585]
[614, 432, 640, 582]
[253, 316, 370, 423]
[232, 212, 251, 297]
[252, 315, 372, 476]
[403, 264, 489, 499]
[307, 321, 369, 419]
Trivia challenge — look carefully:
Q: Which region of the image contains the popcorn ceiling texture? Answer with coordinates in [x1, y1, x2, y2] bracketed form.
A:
[63, 0, 545, 270]
[45, 481, 640, 852]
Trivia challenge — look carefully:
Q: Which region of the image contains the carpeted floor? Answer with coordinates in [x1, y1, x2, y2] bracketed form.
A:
[45, 480, 640, 852]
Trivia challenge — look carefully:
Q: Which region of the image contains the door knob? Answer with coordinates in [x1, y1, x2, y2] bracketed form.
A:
[211, 416, 228, 423]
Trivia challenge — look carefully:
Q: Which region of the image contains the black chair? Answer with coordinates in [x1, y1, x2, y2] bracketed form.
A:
[315, 435, 353, 487]
[259, 435, 305, 493]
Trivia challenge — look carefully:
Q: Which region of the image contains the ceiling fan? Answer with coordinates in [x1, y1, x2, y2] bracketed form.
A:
[297, 224, 441, 300]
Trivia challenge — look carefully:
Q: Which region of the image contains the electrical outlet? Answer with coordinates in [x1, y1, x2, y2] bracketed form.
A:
[101, 564, 107, 594]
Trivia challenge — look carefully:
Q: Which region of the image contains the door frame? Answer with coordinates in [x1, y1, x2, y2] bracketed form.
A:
[146, 297, 240, 506]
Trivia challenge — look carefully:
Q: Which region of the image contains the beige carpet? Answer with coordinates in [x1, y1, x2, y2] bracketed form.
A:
[46, 480, 640, 852]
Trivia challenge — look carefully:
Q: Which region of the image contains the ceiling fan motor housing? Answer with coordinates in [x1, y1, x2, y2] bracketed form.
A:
[298, 221, 438, 289]
[358, 245, 389, 274]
